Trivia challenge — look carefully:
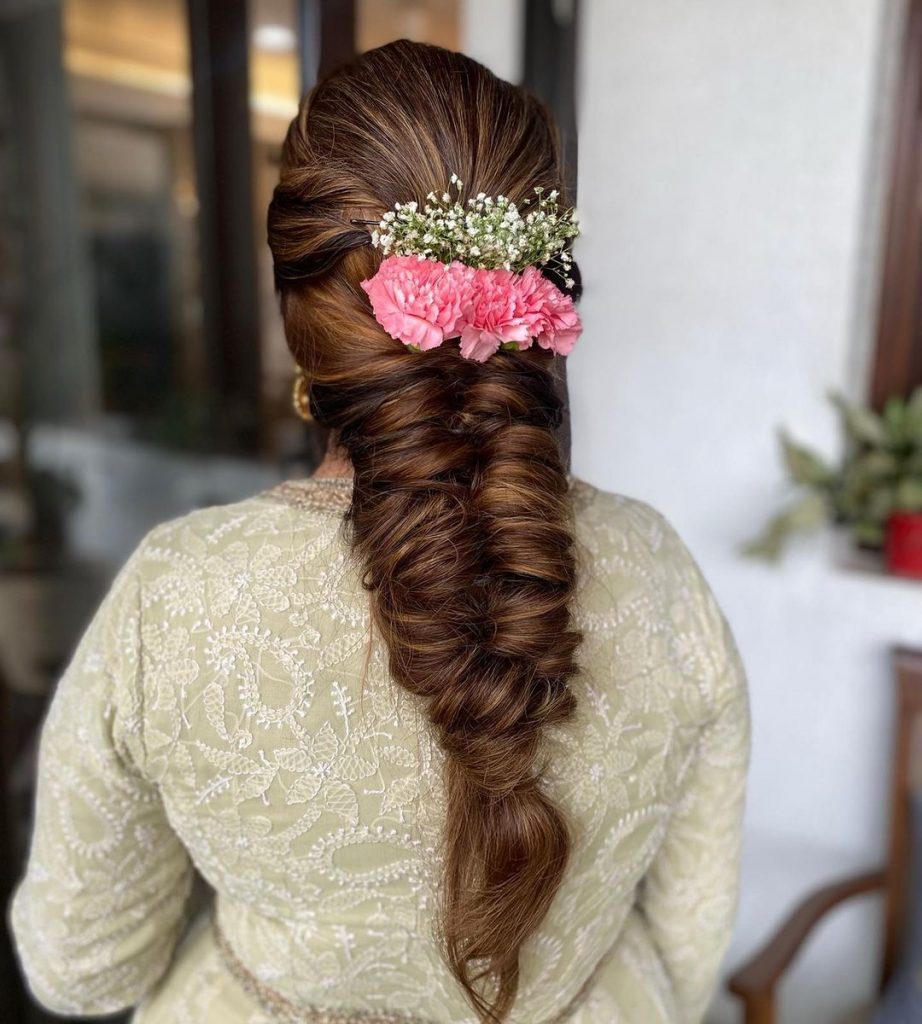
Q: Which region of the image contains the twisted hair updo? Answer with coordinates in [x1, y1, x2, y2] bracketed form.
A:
[268, 40, 582, 1022]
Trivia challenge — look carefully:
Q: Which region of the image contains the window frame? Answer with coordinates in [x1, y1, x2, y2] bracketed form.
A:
[871, 0, 922, 407]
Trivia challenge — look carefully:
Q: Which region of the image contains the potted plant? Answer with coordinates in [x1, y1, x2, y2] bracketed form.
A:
[744, 387, 922, 577]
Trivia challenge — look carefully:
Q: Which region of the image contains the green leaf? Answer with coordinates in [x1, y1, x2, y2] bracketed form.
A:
[883, 396, 908, 446]
[904, 387, 922, 447]
[779, 431, 835, 487]
[895, 478, 922, 511]
[830, 392, 887, 446]
[847, 450, 899, 484]
[740, 532, 782, 561]
[865, 485, 896, 525]
[782, 490, 829, 530]
[740, 532, 786, 562]
[741, 491, 828, 562]
[850, 520, 885, 548]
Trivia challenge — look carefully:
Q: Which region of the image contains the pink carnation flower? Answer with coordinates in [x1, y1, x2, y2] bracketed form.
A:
[516, 267, 582, 356]
[456, 268, 534, 362]
[361, 256, 582, 362]
[361, 255, 472, 351]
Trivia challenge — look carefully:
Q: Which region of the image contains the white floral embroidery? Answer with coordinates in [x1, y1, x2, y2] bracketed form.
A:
[11, 477, 749, 1024]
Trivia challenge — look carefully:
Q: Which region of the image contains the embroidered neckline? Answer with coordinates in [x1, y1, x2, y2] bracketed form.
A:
[260, 476, 353, 513]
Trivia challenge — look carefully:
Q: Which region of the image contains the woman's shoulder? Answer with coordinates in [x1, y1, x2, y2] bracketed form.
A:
[570, 475, 746, 715]
[569, 475, 697, 579]
[124, 477, 351, 578]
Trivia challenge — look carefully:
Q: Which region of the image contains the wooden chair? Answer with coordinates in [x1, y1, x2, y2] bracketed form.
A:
[727, 647, 922, 1024]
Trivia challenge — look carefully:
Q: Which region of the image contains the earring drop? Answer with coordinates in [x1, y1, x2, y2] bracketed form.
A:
[292, 368, 313, 423]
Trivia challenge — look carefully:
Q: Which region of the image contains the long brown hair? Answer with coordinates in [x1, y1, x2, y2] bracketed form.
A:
[268, 40, 582, 1022]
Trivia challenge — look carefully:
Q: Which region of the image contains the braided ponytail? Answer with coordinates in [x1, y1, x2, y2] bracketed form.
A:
[269, 41, 582, 1022]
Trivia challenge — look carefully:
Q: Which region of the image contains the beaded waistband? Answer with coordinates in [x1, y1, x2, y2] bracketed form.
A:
[213, 921, 434, 1024]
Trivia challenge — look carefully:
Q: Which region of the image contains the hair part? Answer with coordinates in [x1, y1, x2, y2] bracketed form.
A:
[268, 40, 582, 1022]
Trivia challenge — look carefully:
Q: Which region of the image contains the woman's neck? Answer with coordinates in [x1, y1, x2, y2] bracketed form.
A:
[311, 448, 353, 480]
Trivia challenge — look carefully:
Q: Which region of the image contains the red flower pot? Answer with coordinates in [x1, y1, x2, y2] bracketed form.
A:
[885, 511, 922, 579]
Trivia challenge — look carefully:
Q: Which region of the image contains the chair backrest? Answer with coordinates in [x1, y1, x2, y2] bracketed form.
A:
[881, 646, 922, 987]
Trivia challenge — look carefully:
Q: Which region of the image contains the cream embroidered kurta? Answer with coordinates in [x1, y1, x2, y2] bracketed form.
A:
[10, 476, 750, 1024]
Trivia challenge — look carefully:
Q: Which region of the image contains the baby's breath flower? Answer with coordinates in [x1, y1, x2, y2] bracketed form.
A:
[368, 177, 580, 273]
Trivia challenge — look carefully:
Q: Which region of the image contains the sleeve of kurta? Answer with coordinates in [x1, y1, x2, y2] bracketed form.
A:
[637, 513, 751, 1023]
[9, 536, 193, 1016]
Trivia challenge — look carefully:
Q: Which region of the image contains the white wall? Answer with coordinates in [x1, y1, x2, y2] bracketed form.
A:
[571, 0, 921, 1020]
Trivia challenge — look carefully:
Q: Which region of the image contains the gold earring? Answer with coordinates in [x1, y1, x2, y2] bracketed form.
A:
[292, 367, 313, 422]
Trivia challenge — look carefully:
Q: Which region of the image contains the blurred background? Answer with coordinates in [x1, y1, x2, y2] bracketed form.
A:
[1, 1, 921, 1022]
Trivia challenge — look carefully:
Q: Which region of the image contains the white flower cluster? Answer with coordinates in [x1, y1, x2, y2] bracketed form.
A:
[370, 174, 579, 285]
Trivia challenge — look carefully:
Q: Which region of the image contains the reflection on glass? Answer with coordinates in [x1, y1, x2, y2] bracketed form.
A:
[358, 0, 460, 52]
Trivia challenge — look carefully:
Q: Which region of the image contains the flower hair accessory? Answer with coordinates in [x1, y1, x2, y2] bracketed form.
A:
[354, 176, 582, 362]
